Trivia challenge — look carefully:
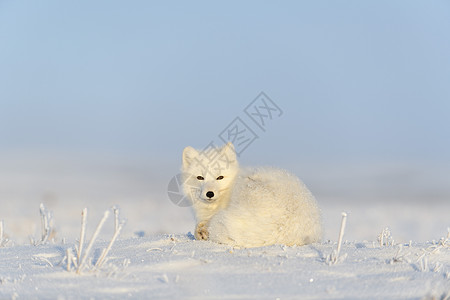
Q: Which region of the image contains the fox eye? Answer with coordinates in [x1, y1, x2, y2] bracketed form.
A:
[216, 176, 224, 180]
[196, 176, 204, 180]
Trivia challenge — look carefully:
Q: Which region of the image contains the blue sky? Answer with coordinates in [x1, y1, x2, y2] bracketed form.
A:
[1, 1, 449, 166]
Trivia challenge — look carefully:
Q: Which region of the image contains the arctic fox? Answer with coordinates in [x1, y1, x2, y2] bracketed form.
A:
[182, 142, 322, 248]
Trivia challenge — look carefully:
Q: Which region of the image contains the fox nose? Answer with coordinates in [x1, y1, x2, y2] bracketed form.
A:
[206, 191, 214, 198]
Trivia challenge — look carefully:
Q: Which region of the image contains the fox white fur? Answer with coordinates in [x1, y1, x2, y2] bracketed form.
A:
[182, 142, 322, 248]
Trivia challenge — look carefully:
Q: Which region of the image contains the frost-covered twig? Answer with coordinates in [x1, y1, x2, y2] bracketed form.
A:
[38, 203, 53, 245]
[66, 207, 126, 275]
[146, 248, 163, 252]
[419, 255, 428, 272]
[95, 220, 125, 268]
[32, 255, 54, 267]
[326, 212, 348, 265]
[113, 206, 120, 232]
[77, 210, 110, 274]
[336, 212, 347, 257]
[410, 228, 450, 274]
[67, 248, 73, 272]
[0, 220, 5, 247]
[422, 228, 450, 255]
[432, 262, 443, 273]
[77, 208, 87, 266]
[377, 227, 394, 247]
[0, 221, 10, 248]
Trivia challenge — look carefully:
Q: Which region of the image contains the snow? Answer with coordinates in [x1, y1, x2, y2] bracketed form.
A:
[1, 234, 449, 299]
[1, 155, 449, 299]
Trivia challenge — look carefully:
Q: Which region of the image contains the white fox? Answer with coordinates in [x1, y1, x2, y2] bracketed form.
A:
[182, 142, 322, 248]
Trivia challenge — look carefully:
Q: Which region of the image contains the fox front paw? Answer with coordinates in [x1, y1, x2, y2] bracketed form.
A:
[195, 222, 209, 240]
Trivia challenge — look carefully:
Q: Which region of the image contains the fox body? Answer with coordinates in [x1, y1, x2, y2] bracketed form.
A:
[182, 143, 322, 248]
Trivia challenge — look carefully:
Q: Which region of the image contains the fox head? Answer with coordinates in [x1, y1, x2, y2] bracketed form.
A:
[182, 142, 239, 204]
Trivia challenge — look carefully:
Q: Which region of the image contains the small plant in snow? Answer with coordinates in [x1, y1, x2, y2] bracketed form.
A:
[411, 228, 450, 275]
[415, 251, 445, 274]
[432, 262, 443, 273]
[30, 203, 54, 246]
[62, 207, 125, 275]
[387, 244, 411, 264]
[417, 228, 450, 261]
[377, 227, 394, 247]
[417, 254, 429, 272]
[326, 212, 348, 265]
[425, 228, 450, 254]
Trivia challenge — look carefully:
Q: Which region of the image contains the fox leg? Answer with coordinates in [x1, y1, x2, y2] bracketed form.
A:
[195, 221, 209, 240]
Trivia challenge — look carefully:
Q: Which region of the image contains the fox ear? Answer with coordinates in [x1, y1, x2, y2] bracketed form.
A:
[182, 146, 198, 169]
[222, 142, 237, 161]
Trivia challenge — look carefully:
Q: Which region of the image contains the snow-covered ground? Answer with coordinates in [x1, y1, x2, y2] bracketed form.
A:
[0, 154, 449, 299]
[1, 234, 449, 299]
